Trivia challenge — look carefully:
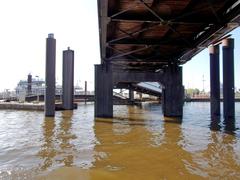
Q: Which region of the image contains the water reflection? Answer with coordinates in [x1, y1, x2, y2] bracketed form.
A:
[210, 116, 221, 131]
[93, 109, 213, 178]
[0, 103, 239, 179]
[187, 129, 240, 177]
[57, 111, 76, 167]
[161, 117, 202, 178]
[38, 111, 76, 171]
[93, 117, 153, 178]
[224, 118, 236, 133]
[210, 115, 236, 134]
[38, 117, 56, 171]
[163, 116, 182, 124]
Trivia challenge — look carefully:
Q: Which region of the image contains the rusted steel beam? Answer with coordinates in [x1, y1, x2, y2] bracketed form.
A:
[110, 1, 140, 18]
[170, 5, 212, 22]
[139, 0, 165, 22]
[179, 3, 240, 63]
[107, 45, 147, 62]
[99, 0, 240, 71]
[110, 58, 169, 63]
[117, 28, 142, 45]
[108, 24, 160, 44]
[107, 45, 175, 63]
[139, 0, 192, 47]
[98, 0, 109, 62]
[109, 38, 189, 46]
[113, 65, 165, 72]
[108, 46, 150, 60]
[111, 18, 211, 25]
[206, 0, 221, 23]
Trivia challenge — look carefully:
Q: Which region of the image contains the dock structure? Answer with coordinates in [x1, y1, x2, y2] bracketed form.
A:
[45, 33, 56, 117]
[62, 47, 74, 110]
[96, 0, 240, 124]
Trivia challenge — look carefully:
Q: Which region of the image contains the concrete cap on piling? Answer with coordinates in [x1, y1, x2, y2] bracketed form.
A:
[209, 45, 219, 54]
[48, 33, 54, 38]
[222, 38, 234, 48]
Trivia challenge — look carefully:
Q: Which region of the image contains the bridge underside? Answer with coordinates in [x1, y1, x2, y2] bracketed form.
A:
[96, 0, 240, 118]
[99, 0, 240, 70]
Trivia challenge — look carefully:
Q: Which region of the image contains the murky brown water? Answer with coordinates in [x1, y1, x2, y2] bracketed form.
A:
[0, 102, 239, 179]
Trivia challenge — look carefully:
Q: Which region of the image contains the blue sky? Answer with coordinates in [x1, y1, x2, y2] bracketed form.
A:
[0, 0, 239, 92]
[183, 28, 240, 91]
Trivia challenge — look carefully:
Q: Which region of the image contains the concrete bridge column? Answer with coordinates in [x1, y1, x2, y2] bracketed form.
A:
[222, 38, 235, 120]
[209, 45, 220, 117]
[95, 64, 113, 117]
[162, 66, 183, 117]
[129, 89, 134, 102]
[45, 34, 56, 117]
[62, 47, 74, 110]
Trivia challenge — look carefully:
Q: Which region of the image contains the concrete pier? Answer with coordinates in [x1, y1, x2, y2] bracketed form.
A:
[129, 89, 134, 102]
[222, 38, 235, 119]
[62, 47, 74, 110]
[209, 45, 220, 117]
[45, 33, 56, 117]
[95, 64, 113, 117]
[94, 64, 184, 118]
[27, 74, 32, 95]
[162, 66, 183, 117]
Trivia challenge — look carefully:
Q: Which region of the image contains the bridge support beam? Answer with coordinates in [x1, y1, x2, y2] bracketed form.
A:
[162, 66, 183, 117]
[222, 38, 235, 122]
[129, 89, 134, 103]
[95, 64, 113, 118]
[62, 47, 74, 110]
[209, 45, 220, 117]
[45, 34, 56, 117]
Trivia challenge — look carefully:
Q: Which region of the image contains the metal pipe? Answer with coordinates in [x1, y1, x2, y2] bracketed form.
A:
[222, 38, 235, 126]
[45, 33, 56, 117]
[62, 47, 74, 110]
[209, 45, 220, 117]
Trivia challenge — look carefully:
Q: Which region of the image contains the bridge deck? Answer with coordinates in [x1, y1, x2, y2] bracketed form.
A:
[98, 0, 240, 71]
